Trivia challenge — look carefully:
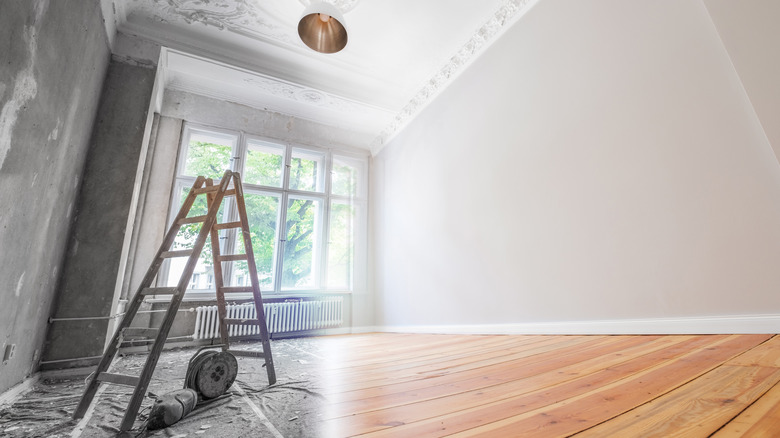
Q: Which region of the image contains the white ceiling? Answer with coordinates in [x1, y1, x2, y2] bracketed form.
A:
[108, 0, 539, 152]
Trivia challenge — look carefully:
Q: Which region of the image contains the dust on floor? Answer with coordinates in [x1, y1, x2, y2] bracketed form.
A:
[0, 337, 330, 437]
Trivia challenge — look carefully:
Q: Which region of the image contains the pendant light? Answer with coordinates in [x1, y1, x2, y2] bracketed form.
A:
[298, 1, 348, 54]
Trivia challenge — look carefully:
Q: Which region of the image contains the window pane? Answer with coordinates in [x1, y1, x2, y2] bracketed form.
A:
[289, 148, 324, 192]
[327, 201, 354, 289]
[183, 131, 235, 180]
[282, 197, 321, 289]
[331, 156, 359, 197]
[244, 141, 284, 187]
[167, 186, 226, 291]
[232, 193, 281, 289]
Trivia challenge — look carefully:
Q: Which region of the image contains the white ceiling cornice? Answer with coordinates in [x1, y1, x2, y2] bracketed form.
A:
[162, 49, 395, 143]
[369, 0, 541, 155]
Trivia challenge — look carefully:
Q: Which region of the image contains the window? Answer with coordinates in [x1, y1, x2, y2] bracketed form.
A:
[161, 124, 367, 295]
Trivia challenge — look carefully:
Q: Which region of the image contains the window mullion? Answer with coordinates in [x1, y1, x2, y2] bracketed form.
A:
[320, 151, 333, 289]
[273, 144, 293, 293]
[275, 193, 289, 293]
[320, 198, 331, 289]
[220, 133, 246, 287]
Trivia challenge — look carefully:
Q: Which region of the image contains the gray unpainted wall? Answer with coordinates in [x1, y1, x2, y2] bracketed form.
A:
[42, 61, 157, 366]
[0, 0, 110, 394]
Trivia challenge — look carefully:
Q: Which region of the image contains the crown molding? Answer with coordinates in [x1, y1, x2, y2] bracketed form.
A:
[370, 0, 541, 156]
[161, 49, 394, 146]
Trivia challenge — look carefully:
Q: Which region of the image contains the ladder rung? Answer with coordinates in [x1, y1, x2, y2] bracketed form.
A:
[192, 186, 219, 195]
[161, 249, 194, 258]
[97, 372, 140, 387]
[121, 327, 159, 338]
[214, 221, 243, 230]
[218, 254, 248, 262]
[224, 318, 262, 326]
[219, 286, 254, 294]
[178, 215, 208, 225]
[140, 287, 179, 296]
[228, 350, 266, 358]
[191, 186, 237, 196]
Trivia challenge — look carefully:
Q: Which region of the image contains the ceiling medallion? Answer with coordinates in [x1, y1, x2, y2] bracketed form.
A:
[296, 89, 327, 106]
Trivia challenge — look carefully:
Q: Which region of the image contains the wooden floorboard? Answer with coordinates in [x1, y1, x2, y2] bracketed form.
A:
[311, 333, 779, 437]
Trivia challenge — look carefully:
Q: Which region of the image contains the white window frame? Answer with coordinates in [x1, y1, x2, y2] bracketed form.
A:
[160, 123, 367, 298]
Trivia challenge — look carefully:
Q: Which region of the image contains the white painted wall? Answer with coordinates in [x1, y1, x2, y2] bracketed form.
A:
[704, 0, 780, 165]
[371, 0, 780, 333]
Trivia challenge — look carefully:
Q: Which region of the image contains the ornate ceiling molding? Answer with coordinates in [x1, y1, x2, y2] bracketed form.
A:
[370, 0, 539, 155]
[162, 48, 395, 144]
[145, 0, 296, 44]
[240, 76, 367, 113]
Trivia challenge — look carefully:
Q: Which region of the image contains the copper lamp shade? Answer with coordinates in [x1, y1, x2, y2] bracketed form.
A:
[298, 2, 348, 54]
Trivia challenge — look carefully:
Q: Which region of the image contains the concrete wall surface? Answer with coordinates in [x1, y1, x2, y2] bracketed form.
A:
[43, 61, 156, 367]
[371, 0, 780, 332]
[0, 0, 110, 393]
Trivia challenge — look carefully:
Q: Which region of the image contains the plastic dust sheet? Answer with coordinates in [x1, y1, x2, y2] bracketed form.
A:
[0, 337, 329, 437]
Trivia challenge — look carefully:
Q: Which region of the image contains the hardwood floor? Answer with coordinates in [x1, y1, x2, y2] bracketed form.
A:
[312, 333, 780, 437]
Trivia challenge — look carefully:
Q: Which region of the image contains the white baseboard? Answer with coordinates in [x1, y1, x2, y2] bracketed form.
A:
[349, 325, 381, 334]
[378, 314, 780, 335]
[0, 374, 40, 407]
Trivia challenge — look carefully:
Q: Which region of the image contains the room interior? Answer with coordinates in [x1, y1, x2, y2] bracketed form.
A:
[2, 0, 780, 436]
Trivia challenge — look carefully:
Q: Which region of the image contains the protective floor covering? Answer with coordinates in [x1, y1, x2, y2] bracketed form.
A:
[0, 337, 328, 437]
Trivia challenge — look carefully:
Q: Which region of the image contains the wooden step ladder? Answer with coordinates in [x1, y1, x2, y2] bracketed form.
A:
[72, 170, 276, 432]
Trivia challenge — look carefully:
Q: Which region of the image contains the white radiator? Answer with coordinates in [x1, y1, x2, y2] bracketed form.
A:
[192, 297, 343, 340]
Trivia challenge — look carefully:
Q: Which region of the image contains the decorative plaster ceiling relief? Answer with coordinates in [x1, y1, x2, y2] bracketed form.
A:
[130, 0, 298, 45]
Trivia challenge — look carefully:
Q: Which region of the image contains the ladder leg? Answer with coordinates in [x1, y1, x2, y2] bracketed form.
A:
[256, 304, 277, 384]
[72, 292, 147, 418]
[119, 292, 185, 431]
[206, 178, 231, 349]
[232, 173, 276, 385]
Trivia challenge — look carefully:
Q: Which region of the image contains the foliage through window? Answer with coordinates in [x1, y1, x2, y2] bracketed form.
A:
[162, 125, 366, 295]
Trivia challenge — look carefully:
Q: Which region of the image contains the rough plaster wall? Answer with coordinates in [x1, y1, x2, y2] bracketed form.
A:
[0, 0, 110, 393]
[43, 61, 156, 365]
[120, 115, 181, 301]
[371, 0, 780, 329]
